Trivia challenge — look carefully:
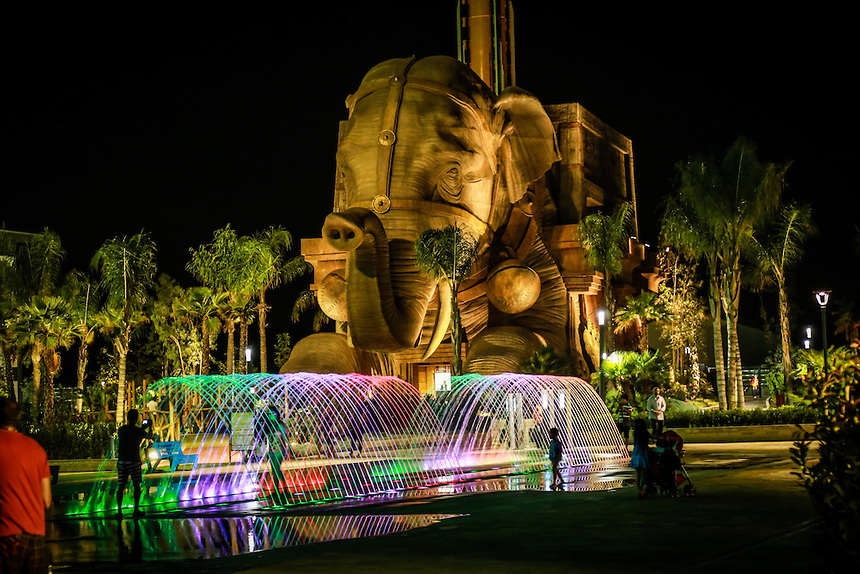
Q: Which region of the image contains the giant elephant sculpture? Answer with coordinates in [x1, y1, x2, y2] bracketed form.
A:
[282, 55, 571, 375]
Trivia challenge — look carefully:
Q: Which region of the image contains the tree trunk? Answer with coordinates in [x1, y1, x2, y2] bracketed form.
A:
[43, 352, 58, 425]
[450, 280, 463, 376]
[723, 258, 744, 409]
[116, 335, 129, 425]
[258, 291, 269, 373]
[1, 345, 14, 399]
[777, 275, 793, 395]
[709, 274, 728, 410]
[30, 346, 43, 418]
[226, 321, 236, 374]
[76, 341, 89, 413]
[200, 321, 210, 376]
[726, 314, 744, 408]
[639, 319, 649, 354]
[239, 316, 249, 374]
[603, 268, 615, 352]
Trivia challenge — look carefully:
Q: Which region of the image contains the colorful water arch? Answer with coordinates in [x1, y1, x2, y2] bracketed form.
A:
[71, 372, 627, 516]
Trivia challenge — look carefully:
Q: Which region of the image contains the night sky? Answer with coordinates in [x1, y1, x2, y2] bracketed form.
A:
[4, 4, 855, 347]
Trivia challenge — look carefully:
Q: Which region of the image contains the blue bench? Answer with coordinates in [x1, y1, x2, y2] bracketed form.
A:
[146, 441, 198, 472]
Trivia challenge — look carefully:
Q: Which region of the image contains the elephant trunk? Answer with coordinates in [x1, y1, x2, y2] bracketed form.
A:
[323, 207, 435, 352]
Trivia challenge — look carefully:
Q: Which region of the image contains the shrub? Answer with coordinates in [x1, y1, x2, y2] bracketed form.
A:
[21, 421, 115, 459]
[666, 405, 817, 428]
[791, 354, 859, 561]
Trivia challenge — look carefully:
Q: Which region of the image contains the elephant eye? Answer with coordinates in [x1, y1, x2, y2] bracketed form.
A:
[438, 163, 464, 201]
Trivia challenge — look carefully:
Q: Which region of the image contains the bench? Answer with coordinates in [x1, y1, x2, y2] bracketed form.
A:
[146, 441, 199, 472]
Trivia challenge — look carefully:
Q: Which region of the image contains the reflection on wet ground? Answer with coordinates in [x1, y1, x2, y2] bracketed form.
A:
[47, 464, 633, 567]
[49, 513, 461, 564]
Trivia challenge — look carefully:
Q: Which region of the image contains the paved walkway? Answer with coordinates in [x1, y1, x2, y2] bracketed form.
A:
[52, 441, 835, 574]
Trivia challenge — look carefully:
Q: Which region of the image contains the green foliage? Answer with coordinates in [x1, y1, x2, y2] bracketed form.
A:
[522, 346, 571, 375]
[273, 332, 292, 370]
[595, 350, 670, 400]
[764, 370, 785, 396]
[20, 420, 115, 459]
[791, 354, 860, 559]
[414, 225, 478, 284]
[291, 289, 331, 333]
[666, 405, 817, 428]
[414, 225, 478, 376]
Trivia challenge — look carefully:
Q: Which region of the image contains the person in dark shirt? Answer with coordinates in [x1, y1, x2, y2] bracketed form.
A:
[115, 409, 151, 519]
[548, 427, 563, 490]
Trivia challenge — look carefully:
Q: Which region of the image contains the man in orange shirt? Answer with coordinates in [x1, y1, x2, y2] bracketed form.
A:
[0, 398, 52, 574]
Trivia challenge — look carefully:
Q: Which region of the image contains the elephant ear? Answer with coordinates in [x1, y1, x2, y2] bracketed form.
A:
[494, 87, 560, 204]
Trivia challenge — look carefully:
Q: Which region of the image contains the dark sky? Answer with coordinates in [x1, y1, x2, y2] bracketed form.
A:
[3, 4, 855, 343]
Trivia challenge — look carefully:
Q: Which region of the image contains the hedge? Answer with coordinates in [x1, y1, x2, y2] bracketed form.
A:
[665, 406, 817, 428]
[23, 422, 115, 459]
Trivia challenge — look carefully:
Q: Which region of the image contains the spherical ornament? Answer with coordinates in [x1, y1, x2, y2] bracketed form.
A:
[486, 259, 540, 314]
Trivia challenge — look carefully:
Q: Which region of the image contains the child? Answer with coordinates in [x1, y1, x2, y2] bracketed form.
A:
[630, 418, 651, 498]
[548, 427, 563, 490]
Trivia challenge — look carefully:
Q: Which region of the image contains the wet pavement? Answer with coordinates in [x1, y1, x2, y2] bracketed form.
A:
[48, 442, 830, 574]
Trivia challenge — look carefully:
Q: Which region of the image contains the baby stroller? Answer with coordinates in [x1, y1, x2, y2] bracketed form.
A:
[645, 430, 696, 497]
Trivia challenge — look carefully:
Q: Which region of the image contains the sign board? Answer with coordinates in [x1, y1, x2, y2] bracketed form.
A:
[231, 412, 255, 451]
[434, 365, 451, 393]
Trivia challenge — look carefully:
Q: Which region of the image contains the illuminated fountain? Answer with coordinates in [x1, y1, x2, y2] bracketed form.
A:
[69, 372, 626, 516]
[72, 373, 459, 515]
[434, 373, 628, 475]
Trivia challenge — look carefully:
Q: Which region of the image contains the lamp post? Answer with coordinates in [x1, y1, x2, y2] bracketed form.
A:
[597, 308, 606, 400]
[815, 291, 830, 376]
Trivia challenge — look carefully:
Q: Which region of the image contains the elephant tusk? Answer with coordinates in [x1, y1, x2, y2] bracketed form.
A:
[421, 279, 452, 360]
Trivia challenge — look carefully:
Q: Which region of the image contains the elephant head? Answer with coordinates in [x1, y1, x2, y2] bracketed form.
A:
[317, 55, 559, 362]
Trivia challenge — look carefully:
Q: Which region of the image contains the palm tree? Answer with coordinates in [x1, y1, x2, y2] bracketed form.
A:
[11, 296, 74, 422]
[597, 350, 668, 404]
[749, 203, 814, 394]
[833, 301, 859, 354]
[664, 138, 786, 408]
[662, 191, 729, 408]
[0, 228, 66, 400]
[291, 289, 332, 334]
[615, 291, 666, 354]
[188, 225, 259, 374]
[91, 232, 157, 423]
[61, 270, 100, 413]
[174, 286, 225, 375]
[414, 224, 478, 376]
[251, 226, 312, 373]
[522, 346, 572, 375]
[149, 274, 204, 378]
[577, 202, 634, 352]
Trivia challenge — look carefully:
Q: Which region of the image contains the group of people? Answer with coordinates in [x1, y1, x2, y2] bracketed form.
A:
[542, 387, 667, 494]
[625, 388, 668, 499]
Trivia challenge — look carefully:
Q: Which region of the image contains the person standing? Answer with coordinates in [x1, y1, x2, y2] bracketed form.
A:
[116, 409, 151, 520]
[548, 427, 563, 490]
[617, 396, 634, 447]
[630, 418, 651, 499]
[646, 387, 666, 436]
[0, 398, 52, 574]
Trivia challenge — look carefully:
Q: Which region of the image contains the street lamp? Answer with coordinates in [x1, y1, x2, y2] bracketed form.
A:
[597, 308, 606, 400]
[815, 291, 831, 375]
[244, 346, 253, 374]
